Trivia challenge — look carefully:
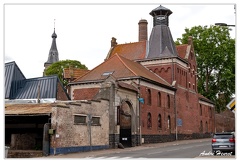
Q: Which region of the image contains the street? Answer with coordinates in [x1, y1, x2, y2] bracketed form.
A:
[45, 138, 235, 159]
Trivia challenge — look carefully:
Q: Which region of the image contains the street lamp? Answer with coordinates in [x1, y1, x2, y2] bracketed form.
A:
[215, 23, 235, 27]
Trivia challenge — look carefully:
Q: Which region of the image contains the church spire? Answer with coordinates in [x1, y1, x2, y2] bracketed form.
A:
[43, 20, 59, 76]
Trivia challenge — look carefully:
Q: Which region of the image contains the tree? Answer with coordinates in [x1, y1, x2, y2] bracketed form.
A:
[45, 60, 88, 87]
[176, 25, 235, 113]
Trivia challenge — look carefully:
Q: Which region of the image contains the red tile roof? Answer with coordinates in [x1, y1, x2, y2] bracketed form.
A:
[63, 68, 89, 79]
[176, 44, 188, 59]
[107, 40, 147, 60]
[73, 54, 170, 86]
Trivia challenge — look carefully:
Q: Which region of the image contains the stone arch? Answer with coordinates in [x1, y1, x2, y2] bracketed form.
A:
[119, 99, 134, 147]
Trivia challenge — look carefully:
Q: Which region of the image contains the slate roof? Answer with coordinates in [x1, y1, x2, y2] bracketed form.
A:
[106, 41, 147, 61]
[147, 25, 178, 59]
[149, 5, 172, 16]
[13, 75, 66, 99]
[45, 28, 59, 64]
[5, 61, 26, 99]
[72, 54, 171, 87]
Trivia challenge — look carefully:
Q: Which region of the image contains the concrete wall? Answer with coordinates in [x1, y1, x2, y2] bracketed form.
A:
[50, 100, 109, 155]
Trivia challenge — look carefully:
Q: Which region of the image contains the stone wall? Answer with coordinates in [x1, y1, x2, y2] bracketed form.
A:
[50, 100, 109, 155]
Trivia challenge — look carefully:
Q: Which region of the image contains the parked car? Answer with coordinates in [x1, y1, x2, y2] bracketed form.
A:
[211, 132, 235, 155]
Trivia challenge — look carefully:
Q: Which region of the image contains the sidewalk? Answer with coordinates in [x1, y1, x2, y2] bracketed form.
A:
[44, 138, 212, 158]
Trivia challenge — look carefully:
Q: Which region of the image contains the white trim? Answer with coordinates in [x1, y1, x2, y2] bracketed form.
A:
[140, 80, 175, 95]
[199, 100, 214, 107]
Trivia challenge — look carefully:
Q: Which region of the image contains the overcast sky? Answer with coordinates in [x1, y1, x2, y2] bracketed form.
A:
[3, 2, 237, 79]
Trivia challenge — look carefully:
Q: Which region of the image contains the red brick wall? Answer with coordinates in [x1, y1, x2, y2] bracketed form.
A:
[139, 85, 175, 135]
[215, 109, 235, 132]
[150, 65, 173, 84]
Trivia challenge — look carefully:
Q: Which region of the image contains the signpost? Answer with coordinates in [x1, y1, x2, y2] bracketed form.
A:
[226, 98, 235, 113]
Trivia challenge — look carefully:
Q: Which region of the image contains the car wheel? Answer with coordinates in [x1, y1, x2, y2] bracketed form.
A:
[212, 150, 216, 156]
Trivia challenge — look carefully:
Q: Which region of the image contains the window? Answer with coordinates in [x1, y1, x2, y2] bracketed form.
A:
[200, 121, 203, 133]
[157, 92, 161, 107]
[205, 121, 208, 133]
[102, 71, 114, 76]
[158, 114, 162, 129]
[209, 107, 212, 118]
[92, 117, 100, 125]
[74, 115, 87, 124]
[167, 116, 171, 129]
[147, 113, 152, 129]
[200, 104, 202, 116]
[147, 89, 151, 105]
[167, 94, 170, 108]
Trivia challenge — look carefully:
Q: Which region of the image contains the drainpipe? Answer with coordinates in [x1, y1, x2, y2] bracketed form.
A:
[138, 79, 142, 145]
[88, 114, 92, 151]
[174, 91, 177, 140]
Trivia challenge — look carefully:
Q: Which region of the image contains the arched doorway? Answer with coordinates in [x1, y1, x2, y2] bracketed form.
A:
[119, 100, 132, 147]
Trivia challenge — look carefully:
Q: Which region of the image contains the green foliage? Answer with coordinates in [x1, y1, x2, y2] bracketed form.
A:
[45, 60, 88, 87]
[176, 25, 235, 112]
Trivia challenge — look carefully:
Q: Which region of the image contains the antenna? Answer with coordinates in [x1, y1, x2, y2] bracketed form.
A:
[54, 19, 56, 31]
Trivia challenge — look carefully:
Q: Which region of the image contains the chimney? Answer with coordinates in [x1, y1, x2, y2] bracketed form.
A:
[188, 36, 193, 45]
[111, 37, 117, 47]
[138, 19, 148, 41]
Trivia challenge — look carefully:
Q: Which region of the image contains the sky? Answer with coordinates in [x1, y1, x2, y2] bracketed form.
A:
[2, 1, 237, 79]
[1, 0, 239, 159]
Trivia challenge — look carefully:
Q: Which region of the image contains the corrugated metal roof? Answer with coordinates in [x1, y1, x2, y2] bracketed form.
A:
[5, 61, 26, 99]
[5, 62, 70, 100]
[13, 75, 59, 99]
[5, 103, 53, 115]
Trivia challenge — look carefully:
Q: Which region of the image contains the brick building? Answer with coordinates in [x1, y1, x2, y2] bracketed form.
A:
[69, 5, 215, 148]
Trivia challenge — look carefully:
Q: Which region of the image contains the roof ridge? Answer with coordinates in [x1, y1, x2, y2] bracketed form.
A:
[115, 40, 146, 46]
[73, 54, 119, 82]
[116, 54, 138, 76]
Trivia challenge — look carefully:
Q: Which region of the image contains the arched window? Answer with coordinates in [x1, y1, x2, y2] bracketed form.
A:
[200, 104, 202, 116]
[167, 94, 170, 108]
[158, 114, 162, 129]
[200, 120, 203, 133]
[205, 121, 208, 133]
[209, 107, 212, 118]
[167, 115, 171, 129]
[157, 92, 161, 107]
[147, 113, 152, 129]
[147, 89, 151, 105]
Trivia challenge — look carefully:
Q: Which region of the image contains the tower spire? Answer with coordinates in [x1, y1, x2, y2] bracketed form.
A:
[43, 19, 59, 76]
[147, 5, 178, 59]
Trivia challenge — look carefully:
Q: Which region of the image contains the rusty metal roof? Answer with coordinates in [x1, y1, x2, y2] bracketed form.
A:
[5, 103, 53, 115]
